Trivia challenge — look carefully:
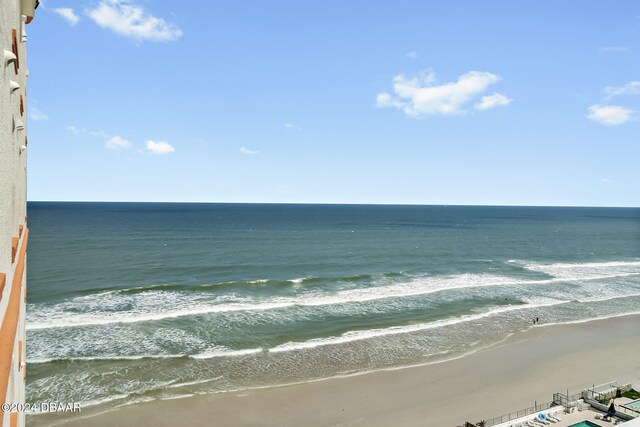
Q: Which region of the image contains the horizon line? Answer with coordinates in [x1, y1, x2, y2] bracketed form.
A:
[26, 200, 640, 209]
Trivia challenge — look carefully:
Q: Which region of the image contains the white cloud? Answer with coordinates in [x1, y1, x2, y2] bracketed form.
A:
[406, 51, 418, 59]
[145, 140, 175, 154]
[105, 135, 130, 150]
[598, 46, 628, 53]
[30, 107, 49, 121]
[601, 178, 613, 183]
[284, 122, 302, 131]
[66, 125, 110, 137]
[239, 147, 259, 155]
[66, 125, 82, 135]
[604, 81, 640, 99]
[474, 93, 513, 110]
[87, 0, 182, 42]
[89, 130, 110, 138]
[586, 104, 634, 126]
[376, 69, 507, 117]
[54, 7, 80, 26]
[375, 92, 403, 109]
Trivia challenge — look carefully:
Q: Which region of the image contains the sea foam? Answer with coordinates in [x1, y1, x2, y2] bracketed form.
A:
[26, 260, 640, 331]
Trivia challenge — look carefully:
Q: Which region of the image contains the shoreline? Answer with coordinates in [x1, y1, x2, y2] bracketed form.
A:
[32, 313, 640, 426]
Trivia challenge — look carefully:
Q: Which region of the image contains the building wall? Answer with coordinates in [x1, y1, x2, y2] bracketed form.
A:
[1, 0, 35, 426]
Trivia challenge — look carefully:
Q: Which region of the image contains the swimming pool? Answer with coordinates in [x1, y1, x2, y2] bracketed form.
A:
[624, 399, 640, 412]
[567, 421, 601, 427]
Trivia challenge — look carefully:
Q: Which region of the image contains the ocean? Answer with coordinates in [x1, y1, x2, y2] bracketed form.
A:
[25, 203, 640, 411]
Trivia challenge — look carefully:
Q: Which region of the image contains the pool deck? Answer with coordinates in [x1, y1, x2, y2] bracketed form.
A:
[618, 397, 640, 413]
[549, 410, 609, 426]
[495, 406, 633, 427]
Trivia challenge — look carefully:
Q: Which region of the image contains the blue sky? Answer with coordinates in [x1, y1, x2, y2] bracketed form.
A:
[27, 1, 639, 206]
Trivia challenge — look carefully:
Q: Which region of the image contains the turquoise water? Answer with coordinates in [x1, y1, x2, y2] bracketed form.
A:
[25, 203, 640, 410]
[624, 399, 640, 411]
[568, 421, 602, 427]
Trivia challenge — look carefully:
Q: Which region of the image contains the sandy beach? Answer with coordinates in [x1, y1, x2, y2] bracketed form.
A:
[33, 313, 640, 427]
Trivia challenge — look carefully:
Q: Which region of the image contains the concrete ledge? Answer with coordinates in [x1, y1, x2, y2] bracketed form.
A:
[17, 341, 22, 372]
[0, 229, 28, 416]
[10, 237, 18, 264]
[583, 398, 635, 422]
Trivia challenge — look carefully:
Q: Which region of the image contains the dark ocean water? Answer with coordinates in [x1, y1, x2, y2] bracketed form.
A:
[25, 203, 640, 409]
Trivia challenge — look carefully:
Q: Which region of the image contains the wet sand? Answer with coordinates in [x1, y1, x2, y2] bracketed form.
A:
[36, 314, 640, 427]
